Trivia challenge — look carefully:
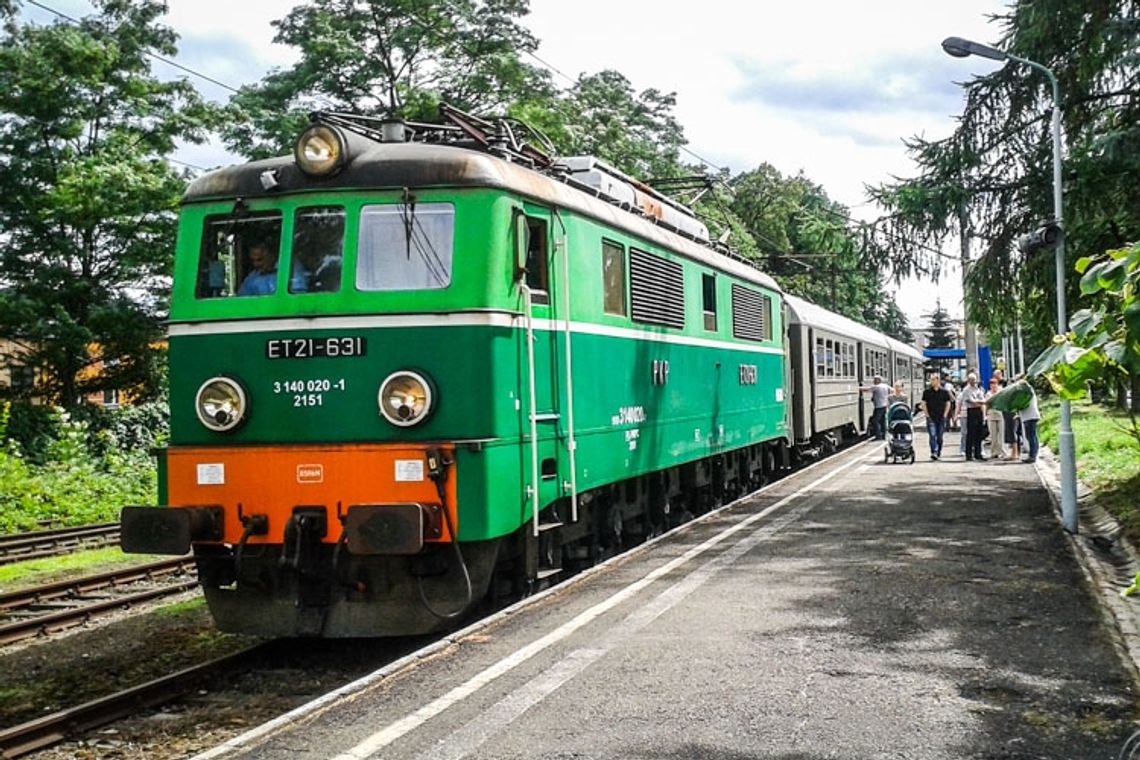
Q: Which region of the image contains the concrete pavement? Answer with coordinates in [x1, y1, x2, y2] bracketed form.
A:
[199, 432, 1139, 760]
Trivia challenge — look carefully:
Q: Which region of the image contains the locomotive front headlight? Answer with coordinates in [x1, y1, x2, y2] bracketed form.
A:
[294, 124, 347, 177]
[195, 377, 248, 432]
[378, 371, 434, 427]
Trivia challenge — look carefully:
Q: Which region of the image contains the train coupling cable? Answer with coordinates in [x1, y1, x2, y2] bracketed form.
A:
[416, 448, 473, 620]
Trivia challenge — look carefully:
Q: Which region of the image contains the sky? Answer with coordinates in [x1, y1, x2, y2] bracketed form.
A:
[19, 0, 1014, 329]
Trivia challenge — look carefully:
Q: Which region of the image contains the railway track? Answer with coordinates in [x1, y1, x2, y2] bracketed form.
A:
[0, 523, 121, 565]
[0, 643, 272, 759]
[0, 557, 198, 646]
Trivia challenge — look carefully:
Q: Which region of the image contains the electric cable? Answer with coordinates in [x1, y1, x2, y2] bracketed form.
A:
[416, 450, 473, 620]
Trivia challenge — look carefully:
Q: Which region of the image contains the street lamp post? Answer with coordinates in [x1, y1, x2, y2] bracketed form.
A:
[942, 36, 1079, 534]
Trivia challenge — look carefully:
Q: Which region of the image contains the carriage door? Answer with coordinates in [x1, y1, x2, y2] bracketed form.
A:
[858, 345, 869, 431]
[517, 206, 576, 538]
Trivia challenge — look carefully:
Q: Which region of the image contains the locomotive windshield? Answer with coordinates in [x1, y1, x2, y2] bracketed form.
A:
[195, 206, 346, 299]
[290, 206, 345, 294]
[356, 202, 454, 291]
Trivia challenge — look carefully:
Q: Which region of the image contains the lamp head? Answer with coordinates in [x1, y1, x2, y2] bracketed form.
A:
[941, 36, 1008, 62]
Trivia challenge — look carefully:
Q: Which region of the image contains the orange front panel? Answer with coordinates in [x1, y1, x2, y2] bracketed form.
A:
[166, 444, 458, 544]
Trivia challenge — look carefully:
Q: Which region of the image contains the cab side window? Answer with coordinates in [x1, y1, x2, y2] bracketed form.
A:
[524, 217, 549, 304]
[197, 211, 283, 299]
[602, 240, 627, 316]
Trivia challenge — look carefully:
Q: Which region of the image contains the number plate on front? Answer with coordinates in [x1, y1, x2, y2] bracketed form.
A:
[266, 337, 366, 359]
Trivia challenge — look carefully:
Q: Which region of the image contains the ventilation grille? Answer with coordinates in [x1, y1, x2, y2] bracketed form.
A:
[732, 285, 771, 341]
[630, 248, 685, 329]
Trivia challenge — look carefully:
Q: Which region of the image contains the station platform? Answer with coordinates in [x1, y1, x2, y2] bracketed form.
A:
[198, 433, 1138, 760]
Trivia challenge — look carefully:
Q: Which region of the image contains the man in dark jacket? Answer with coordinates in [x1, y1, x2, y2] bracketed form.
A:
[920, 374, 953, 461]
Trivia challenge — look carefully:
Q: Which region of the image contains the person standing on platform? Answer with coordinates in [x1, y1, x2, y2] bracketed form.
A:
[861, 375, 891, 440]
[993, 369, 1018, 460]
[920, 374, 953, 461]
[956, 382, 969, 454]
[984, 377, 1006, 459]
[958, 373, 987, 461]
[944, 374, 959, 431]
[1019, 383, 1041, 463]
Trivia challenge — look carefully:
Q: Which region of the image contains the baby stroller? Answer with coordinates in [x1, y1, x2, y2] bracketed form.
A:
[884, 401, 916, 464]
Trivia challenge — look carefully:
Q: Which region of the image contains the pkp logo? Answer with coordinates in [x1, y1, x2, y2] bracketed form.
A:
[297, 464, 324, 484]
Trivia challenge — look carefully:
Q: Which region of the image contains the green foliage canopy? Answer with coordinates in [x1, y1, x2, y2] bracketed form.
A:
[222, 0, 555, 159]
[0, 0, 216, 405]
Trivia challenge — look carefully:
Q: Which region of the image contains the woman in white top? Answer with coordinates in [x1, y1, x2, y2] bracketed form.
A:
[984, 377, 1006, 459]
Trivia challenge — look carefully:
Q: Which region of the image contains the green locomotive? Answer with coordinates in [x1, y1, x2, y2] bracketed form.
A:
[121, 108, 790, 637]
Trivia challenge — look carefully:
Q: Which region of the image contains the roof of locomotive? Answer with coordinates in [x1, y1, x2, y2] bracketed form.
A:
[783, 294, 893, 350]
[183, 142, 781, 292]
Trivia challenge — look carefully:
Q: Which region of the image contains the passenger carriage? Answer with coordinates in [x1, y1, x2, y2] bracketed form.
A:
[784, 295, 923, 452]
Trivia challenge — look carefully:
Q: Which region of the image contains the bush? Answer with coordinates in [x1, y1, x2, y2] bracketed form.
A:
[70, 402, 169, 458]
[0, 402, 163, 533]
[4, 402, 56, 464]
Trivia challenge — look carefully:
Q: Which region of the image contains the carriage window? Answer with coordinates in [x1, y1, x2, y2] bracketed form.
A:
[602, 240, 626, 316]
[197, 212, 283, 298]
[356, 203, 454, 291]
[816, 337, 826, 377]
[290, 207, 345, 293]
[825, 339, 835, 378]
[702, 274, 717, 331]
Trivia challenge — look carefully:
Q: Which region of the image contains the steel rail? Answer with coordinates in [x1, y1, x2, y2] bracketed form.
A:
[0, 523, 121, 565]
[0, 643, 271, 759]
[0, 578, 200, 647]
[0, 557, 195, 612]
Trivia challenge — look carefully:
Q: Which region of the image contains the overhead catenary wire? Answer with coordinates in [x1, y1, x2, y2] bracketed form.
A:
[25, 0, 242, 94]
[23, 0, 339, 109]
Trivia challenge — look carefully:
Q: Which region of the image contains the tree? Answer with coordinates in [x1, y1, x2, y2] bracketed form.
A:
[0, 0, 215, 405]
[728, 164, 910, 339]
[543, 70, 688, 181]
[868, 1, 1140, 357]
[223, 0, 554, 159]
[923, 301, 957, 374]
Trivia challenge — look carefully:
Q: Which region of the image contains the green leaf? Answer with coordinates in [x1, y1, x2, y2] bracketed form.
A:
[1098, 257, 1130, 292]
[1027, 339, 1069, 376]
[1046, 345, 1107, 399]
[1069, 308, 1103, 339]
[1105, 339, 1127, 364]
[1087, 329, 1111, 350]
[1081, 261, 1110, 295]
[1124, 300, 1140, 342]
[1075, 256, 1094, 274]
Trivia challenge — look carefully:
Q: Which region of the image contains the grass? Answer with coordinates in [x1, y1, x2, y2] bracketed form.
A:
[1039, 396, 1140, 544]
[152, 597, 207, 618]
[0, 546, 169, 593]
